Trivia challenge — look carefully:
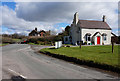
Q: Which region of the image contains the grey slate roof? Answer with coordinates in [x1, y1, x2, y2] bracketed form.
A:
[78, 20, 111, 30]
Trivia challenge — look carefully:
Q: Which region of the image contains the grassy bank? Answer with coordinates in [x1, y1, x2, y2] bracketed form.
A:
[40, 45, 119, 71]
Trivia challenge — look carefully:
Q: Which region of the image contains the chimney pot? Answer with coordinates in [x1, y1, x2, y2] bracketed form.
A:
[103, 15, 106, 22]
[35, 27, 37, 31]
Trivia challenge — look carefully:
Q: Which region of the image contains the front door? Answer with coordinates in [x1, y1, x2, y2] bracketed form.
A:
[97, 36, 100, 44]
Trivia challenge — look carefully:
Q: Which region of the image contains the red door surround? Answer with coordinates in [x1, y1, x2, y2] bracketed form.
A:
[97, 36, 100, 44]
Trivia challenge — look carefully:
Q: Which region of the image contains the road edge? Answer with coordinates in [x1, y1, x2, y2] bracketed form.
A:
[39, 50, 120, 75]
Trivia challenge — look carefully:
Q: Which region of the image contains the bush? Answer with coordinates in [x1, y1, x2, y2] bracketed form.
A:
[84, 41, 87, 45]
[36, 41, 51, 45]
[53, 36, 62, 42]
[38, 38, 45, 42]
[39, 42, 45, 45]
[36, 41, 41, 44]
[27, 35, 62, 45]
[28, 38, 37, 43]
[2, 37, 13, 43]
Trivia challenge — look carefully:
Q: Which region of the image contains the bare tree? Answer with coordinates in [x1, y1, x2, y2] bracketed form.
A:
[50, 30, 57, 35]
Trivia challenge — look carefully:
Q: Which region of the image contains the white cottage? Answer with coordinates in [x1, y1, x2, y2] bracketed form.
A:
[65, 12, 112, 45]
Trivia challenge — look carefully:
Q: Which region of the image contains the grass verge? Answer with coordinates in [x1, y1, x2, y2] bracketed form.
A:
[40, 45, 119, 73]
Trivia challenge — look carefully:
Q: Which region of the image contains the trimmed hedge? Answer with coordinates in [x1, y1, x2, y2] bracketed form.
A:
[39, 51, 120, 73]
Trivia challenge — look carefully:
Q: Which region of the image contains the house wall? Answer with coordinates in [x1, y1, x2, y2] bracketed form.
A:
[94, 33, 102, 45]
[40, 32, 45, 37]
[70, 12, 81, 45]
[70, 25, 79, 45]
[41, 32, 44, 37]
[81, 28, 111, 45]
[64, 36, 71, 44]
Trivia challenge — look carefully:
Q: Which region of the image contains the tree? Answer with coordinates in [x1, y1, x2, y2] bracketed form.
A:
[55, 25, 71, 42]
[50, 30, 57, 35]
[11, 33, 26, 39]
[65, 25, 70, 36]
[12, 33, 19, 38]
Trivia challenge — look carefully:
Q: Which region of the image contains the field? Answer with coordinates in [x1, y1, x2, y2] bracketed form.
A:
[40, 45, 119, 69]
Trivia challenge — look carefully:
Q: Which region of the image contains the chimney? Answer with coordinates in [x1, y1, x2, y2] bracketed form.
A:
[35, 27, 37, 31]
[73, 12, 79, 25]
[102, 15, 106, 22]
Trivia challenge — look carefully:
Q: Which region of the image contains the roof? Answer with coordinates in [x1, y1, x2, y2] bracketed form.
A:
[77, 20, 111, 30]
[93, 32, 102, 36]
[85, 33, 91, 36]
[39, 30, 46, 33]
[111, 32, 117, 37]
[30, 30, 38, 34]
[102, 33, 107, 36]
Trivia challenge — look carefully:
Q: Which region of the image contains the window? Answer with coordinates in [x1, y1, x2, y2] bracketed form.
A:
[85, 33, 91, 41]
[88, 36, 90, 41]
[102, 33, 107, 41]
[35, 34, 37, 36]
[43, 34, 45, 37]
[86, 35, 91, 41]
[65, 37, 68, 41]
[103, 35, 106, 41]
[86, 35, 87, 41]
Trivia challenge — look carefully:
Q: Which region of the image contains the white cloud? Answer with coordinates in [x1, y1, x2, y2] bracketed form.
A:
[15, 2, 118, 28]
[1, 5, 56, 35]
[13, 0, 119, 2]
[61, 27, 65, 30]
[3, 31, 10, 34]
[1, 2, 119, 35]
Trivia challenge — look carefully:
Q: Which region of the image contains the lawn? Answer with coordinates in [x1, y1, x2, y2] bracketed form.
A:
[0, 43, 9, 46]
[40, 45, 119, 69]
[12, 39, 21, 42]
[28, 42, 40, 45]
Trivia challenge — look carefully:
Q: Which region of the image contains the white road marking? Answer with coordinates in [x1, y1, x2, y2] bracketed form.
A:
[8, 69, 27, 79]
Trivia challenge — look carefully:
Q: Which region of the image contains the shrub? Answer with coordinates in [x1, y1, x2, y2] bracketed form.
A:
[36, 41, 41, 44]
[38, 38, 45, 42]
[53, 36, 62, 42]
[84, 41, 87, 45]
[2, 37, 13, 43]
[40, 42, 45, 45]
[28, 38, 37, 43]
[27, 35, 62, 45]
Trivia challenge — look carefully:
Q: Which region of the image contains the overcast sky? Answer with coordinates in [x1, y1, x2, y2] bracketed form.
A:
[1, 0, 119, 36]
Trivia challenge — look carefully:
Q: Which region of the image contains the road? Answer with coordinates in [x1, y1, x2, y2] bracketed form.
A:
[2, 44, 118, 79]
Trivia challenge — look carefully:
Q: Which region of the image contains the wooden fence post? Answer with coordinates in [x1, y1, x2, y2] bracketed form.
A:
[112, 42, 114, 53]
[80, 41, 81, 49]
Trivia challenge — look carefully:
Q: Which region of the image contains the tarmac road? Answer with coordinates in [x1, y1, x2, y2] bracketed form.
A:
[2, 44, 118, 79]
